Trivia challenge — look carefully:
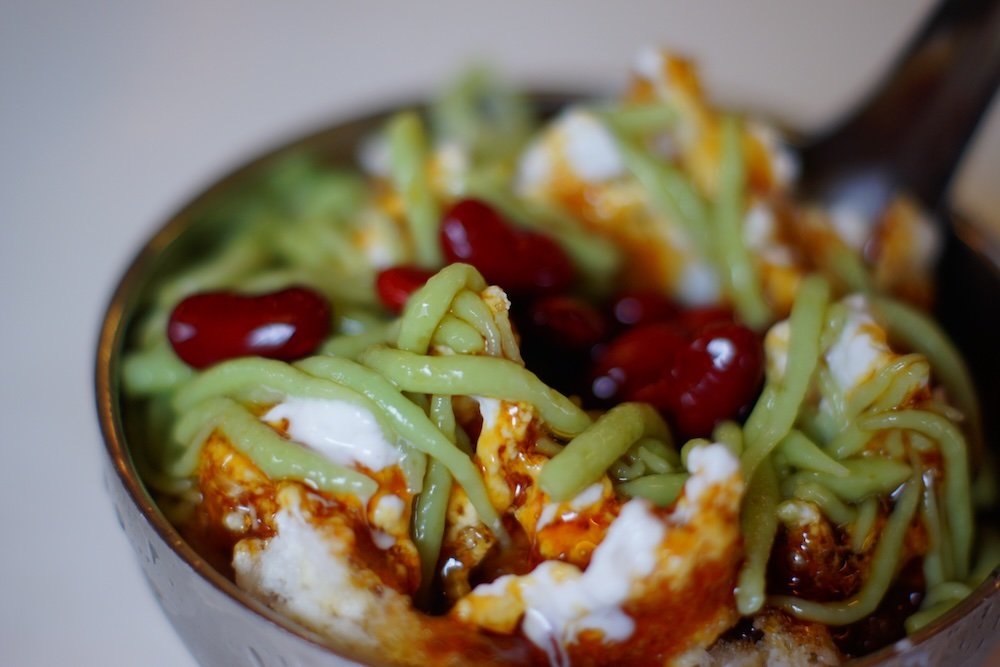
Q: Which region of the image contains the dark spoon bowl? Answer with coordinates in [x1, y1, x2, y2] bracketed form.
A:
[96, 95, 1000, 666]
[798, 0, 1000, 220]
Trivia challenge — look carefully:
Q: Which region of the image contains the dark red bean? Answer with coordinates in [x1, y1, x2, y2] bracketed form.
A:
[519, 232, 577, 293]
[609, 290, 679, 328]
[513, 297, 609, 398]
[528, 296, 608, 350]
[168, 287, 331, 369]
[676, 306, 735, 335]
[376, 266, 435, 313]
[665, 322, 763, 437]
[587, 317, 763, 438]
[588, 323, 685, 407]
[440, 199, 509, 282]
[440, 198, 575, 294]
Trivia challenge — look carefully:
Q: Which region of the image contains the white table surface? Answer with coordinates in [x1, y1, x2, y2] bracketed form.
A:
[2, 2, 997, 666]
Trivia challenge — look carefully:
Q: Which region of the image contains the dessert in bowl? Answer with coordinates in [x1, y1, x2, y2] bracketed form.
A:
[97, 49, 1000, 666]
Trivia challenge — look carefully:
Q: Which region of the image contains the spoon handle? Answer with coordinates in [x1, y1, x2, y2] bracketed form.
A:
[801, 0, 1000, 214]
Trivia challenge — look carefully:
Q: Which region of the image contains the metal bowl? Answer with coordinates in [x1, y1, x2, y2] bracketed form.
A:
[95, 100, 1000, 666]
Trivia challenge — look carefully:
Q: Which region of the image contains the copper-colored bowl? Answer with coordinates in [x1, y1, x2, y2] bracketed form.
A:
[95, 99, 1000, 666]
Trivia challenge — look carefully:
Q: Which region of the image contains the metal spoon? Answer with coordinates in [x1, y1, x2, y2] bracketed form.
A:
[797, 0, 1000, 221]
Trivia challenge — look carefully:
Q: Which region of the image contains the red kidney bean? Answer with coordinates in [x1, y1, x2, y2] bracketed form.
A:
[588, 318, 762, 438]
[376, 266, 435, 313]
[675, 305, 735, 335]
[513, 296, 610, 398]
[664, 321, 763, 438]
[608, 290, 679, 329]
[168, 287, 330, 369]
[440, 198, 575, 294]
[588, 323, 685, 407]
[528, 296, 609, 350]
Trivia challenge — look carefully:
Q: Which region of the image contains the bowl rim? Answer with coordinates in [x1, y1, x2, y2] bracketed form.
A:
[93, 106, 410, 666]
[94, 97, 1000, 667]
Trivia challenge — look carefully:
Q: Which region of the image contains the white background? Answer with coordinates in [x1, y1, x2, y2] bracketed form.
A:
[1, 2, 998, 666]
